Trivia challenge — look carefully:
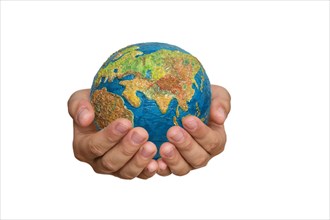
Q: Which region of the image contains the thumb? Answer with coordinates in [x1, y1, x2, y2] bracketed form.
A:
[209, 85, 231, 125]
[67, 89, 95, 127]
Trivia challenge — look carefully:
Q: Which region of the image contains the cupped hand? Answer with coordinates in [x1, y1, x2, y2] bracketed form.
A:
[157, 85, 231, 176]
[67, 89, 158, 179]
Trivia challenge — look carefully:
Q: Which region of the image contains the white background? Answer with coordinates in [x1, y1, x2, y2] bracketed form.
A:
[1, 1, 329, 219]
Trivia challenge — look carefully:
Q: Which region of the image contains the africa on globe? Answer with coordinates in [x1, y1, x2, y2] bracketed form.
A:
[90, 42, 211, 159]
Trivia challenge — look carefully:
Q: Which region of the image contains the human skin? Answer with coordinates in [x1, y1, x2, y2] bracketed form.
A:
[67, 85, 231, 179]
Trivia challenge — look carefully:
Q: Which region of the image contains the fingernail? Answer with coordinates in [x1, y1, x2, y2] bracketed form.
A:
[164, 146, 174, 158]
[115, 123, 129, 134]
[132, 131, 145, 145]
[147, 163, 157, 173]
[218, 107, 226, 121]
[77, 107, 88, 125]
[184, 118, 198, 131]
[141, 145, 153, 158]
[159, 159, 167, 171]
[170, 130, 184, 142]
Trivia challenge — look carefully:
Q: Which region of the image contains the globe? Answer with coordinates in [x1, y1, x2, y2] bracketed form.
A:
[90, 42, 211, 159]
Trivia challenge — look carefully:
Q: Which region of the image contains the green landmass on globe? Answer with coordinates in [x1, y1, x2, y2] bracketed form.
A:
[90, 42, 211, 159]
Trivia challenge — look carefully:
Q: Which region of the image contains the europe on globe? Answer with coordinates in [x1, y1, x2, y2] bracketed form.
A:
[90, 42, 211, 159]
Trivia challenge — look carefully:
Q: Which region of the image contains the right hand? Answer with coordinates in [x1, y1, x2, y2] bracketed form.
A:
[67, 89, 158, 179]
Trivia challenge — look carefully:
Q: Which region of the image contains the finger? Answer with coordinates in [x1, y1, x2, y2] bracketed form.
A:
[167, 125, 211, 168]
[182, 116, 226, 156]
[73, 118, 132, 161]
[68, 89, 94, 129]
[138, 160, 158, 179]
[94, 127, 149, 174]
[116, 142, 157, 179]
[159, 143, 192, 176]
[156, 158, 171, 176]
[210, 85, 231, 125]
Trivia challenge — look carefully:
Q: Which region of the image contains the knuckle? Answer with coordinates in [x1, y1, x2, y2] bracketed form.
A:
[172, 167, 191, 176]
[134, 159, 148, 171]
[89, 145, 104, 157]
[101, 158, 116, 173]
[215, 145, 225, 156]
[209, 143, 225, 156]
[119, 172, 135, 180]
[72, 139, 86, 162]
[214, 134, 226, 155]
[122, 176, 134, 180]
[88, 139, 104, 157]
[106, 134, 117, 144]
[140, 169, 155, 179]
[138, 174, 149, 180]
[208, 142, 221, 155]
[191, 156, 209, 169]
[104, 127, 120, 143]
[73, 151, 85, 162]
[207, 134, 225, 155]
[91, 165, 106, 174]
[178, 138, 193, 152]
[121, 145, 136, 157]
[157, 169, 171, 177]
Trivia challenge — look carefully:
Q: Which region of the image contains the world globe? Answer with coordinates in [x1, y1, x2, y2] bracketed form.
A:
[90, 42, 211, 159]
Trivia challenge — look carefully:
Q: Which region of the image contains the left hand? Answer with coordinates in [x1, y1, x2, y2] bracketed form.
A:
[157, 85, 231, 176]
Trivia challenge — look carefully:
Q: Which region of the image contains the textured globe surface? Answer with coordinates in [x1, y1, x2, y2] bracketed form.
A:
[90, 42, 211, 159]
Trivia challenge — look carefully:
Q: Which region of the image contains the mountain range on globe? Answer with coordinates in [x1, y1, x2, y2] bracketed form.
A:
[90, 42, 211, 159]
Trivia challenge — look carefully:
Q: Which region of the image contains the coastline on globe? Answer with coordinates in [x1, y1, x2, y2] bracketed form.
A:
[90, 42, 211, 159]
